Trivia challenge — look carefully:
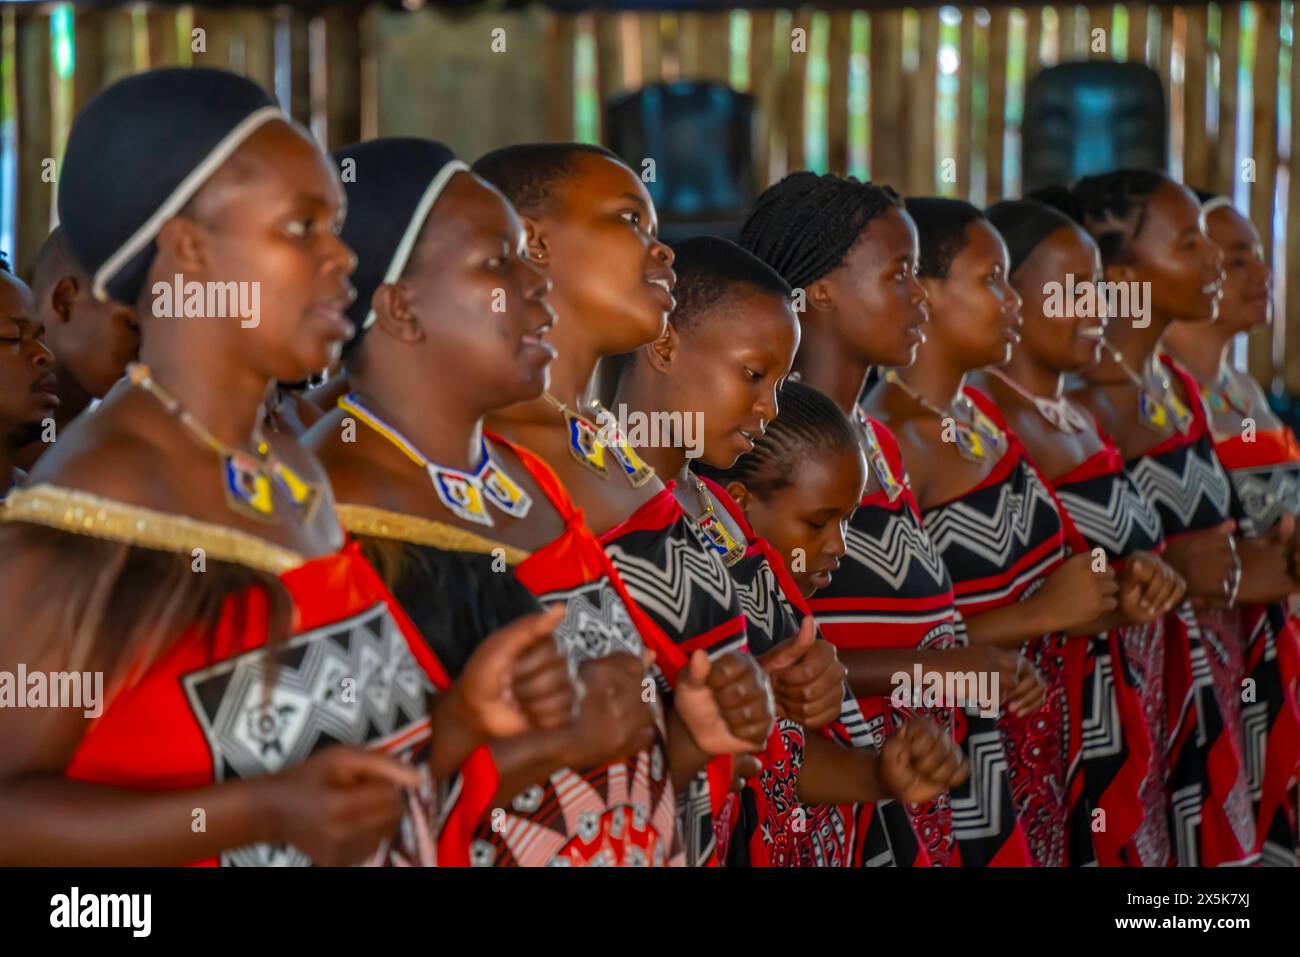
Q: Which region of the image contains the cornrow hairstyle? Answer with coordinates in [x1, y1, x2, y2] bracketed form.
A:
[472, 142, 622, 217]
[738, 171, 903, 290]
[696, 378, 859, 499]
[1046, 168, 1169, 267]
[668, 235, 792, 334]
[985, 198, 1080, 277]
[904, 197, 984, 279]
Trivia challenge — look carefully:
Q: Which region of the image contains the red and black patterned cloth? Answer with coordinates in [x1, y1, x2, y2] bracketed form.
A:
[1208, 403, 1300, 866]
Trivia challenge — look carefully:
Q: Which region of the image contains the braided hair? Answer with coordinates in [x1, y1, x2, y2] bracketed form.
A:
[1027, 169, 1168, 267]
[696, 379, 859, 498]
[738, 172, 903, 289]
[903, 197, 985, 279]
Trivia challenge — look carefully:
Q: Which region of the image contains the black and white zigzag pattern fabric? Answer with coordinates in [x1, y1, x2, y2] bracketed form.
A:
[1055, 471, 1164, 558]
[605, 515, 746, 657]
[925, 474, 1063, 571]
[1127, 435, 1233, 534]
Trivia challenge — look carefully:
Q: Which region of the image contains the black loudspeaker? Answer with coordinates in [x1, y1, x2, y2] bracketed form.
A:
[1021, 61, 1167, 193]
[604, 82, 757, 243]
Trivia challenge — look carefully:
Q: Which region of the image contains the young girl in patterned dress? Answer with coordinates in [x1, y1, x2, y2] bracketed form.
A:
[614, 236, 972, 865]
[1163, 193, 1300, 865]
[978, 198, 1187, 865]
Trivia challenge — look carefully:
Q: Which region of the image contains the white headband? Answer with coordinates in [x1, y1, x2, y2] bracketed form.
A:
[360, 159, 470, 331]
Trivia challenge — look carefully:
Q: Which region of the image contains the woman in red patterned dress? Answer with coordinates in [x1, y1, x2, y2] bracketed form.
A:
[1163, 193, 1300, 865]
[0, 70, 579, 866]
[978, 198, 1187, 866]
[1054, 171, 1258, 866]
[473, 143, 776, 865]
[867, 197, 1137, 867]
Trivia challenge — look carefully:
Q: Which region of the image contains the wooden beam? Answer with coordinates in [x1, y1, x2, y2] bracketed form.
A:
[1182, 5, 1208, 188]
[783, 9, 812, 173]
[826, 11, 852, 177]
[1127, 3, 1148, 63]
[15, 10, 53, 274]
[73, 9, 106, 114]
[145, 7, 178, 68]
[956, 10, 974, 197]
[1213, 2, 1240, 196]
[544, 13, 576, 141]
[869, 11, 904, 188]
[1087, 5, 1110, 59]
[1157, 5, 1174, 106]
[322, 7, 362, 150]
[749, 10, 775, 185]
[987, 8, 1009, 199]
[639, 13, 662, 84]
[1025, 6, 1042, 80]
[1248, 1, 1280, 386]
[699, 12, 731, 86]
[908, 7, 939, 194]
[1286, 0, 1300, 393]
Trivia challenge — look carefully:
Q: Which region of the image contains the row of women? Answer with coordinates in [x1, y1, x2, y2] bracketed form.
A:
[0, 65, 1296, 867]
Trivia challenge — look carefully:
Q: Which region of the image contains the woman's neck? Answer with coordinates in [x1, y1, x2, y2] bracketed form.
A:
[492, 305, 605, 428]
[896, 340, 967, 409]
[791, 318, 872, 413]
[1161, 320, 1232, 384]
[137, 340, 272, 452]
[350, 367, 483, 472]
[997, 337, 1064, 398]
[1085, 314, 1171, 384]
[613, 366, 689, 482]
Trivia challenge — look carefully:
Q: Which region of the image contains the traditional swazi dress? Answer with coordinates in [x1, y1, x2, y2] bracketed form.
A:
[599, 479, 766, 867]
[694, 474, 871, 868]
[810, 412, 1031, 867]
[1048, 428, 1167, 865]
[338, 433, 682, 867]
[0, 483, 485, 867]
[1122, 355, 1256, 865]
[1202, 394, 1300, 866]
[922, 389, 1074, 867]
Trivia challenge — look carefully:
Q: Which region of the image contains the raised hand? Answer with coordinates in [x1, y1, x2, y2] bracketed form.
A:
[561, 651, 659, 769]
[673, 649, 775, 755]
[447, 604, 574, 739]
[758, 616, 847, 729]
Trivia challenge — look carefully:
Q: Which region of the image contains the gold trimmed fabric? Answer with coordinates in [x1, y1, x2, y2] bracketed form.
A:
[0, 483, 306, 575]
[336, 503, 531, 565]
